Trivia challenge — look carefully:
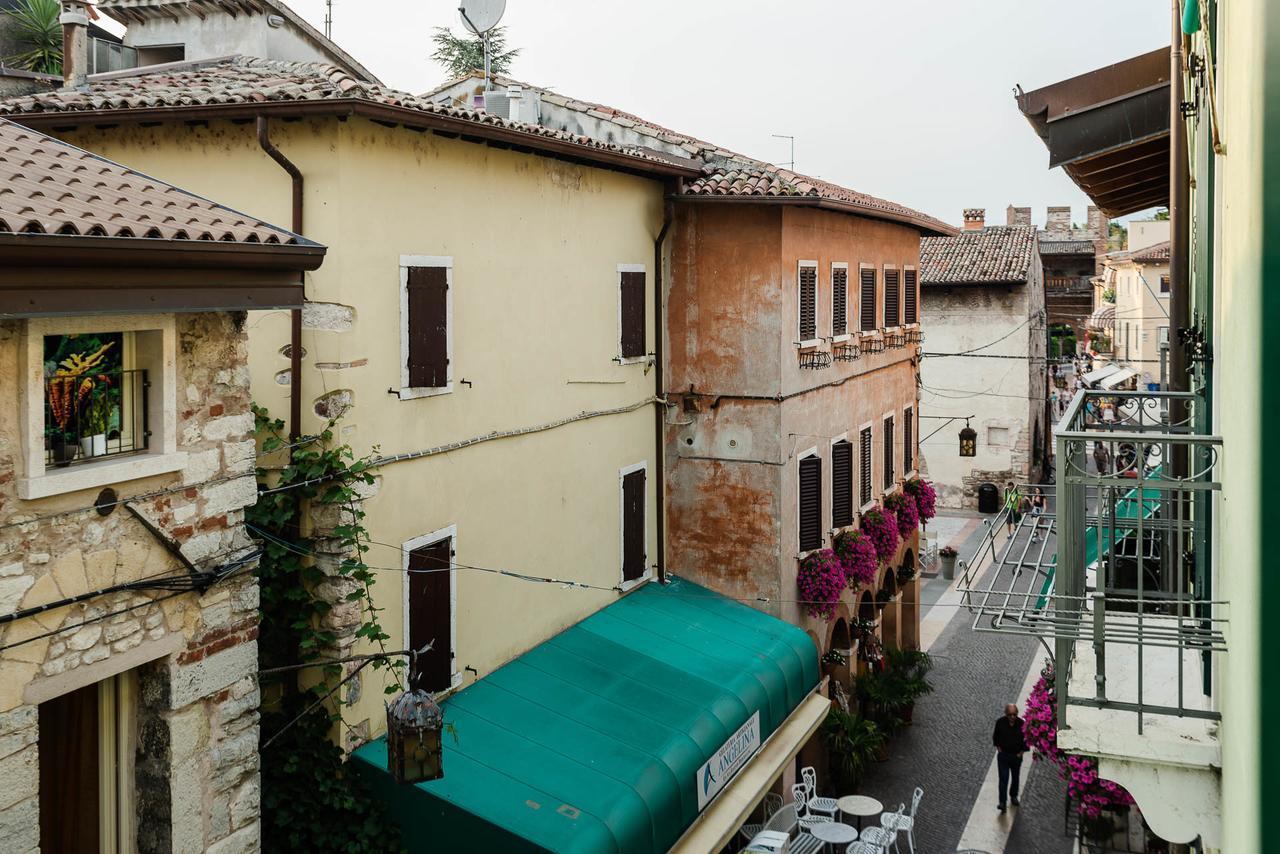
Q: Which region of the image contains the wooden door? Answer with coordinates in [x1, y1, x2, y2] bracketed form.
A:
[40, 683, 100, 853]
[408, 537, 453, 692]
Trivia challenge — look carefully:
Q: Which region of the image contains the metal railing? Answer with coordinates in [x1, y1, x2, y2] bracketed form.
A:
[961, 388, 1225, 734]
[44, 368, 150, 468]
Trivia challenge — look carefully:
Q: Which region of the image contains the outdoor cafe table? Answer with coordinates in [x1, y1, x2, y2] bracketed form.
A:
[836, 795, 884, 831]
[808, 820, 858, 851]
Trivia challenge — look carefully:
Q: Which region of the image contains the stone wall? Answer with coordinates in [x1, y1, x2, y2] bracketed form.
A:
[0, 311, 263, 853]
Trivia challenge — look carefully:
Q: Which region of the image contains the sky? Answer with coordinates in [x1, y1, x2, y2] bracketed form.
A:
[279, 1, 1169, 229]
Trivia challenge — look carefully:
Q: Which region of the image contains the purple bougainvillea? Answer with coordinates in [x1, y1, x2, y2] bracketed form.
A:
[904, 477, 937, 523]
[796, 549, 846, 620]
[884, 492, 919, 539]
[833, 529, 878, 589]
[861, 506, 899, 563]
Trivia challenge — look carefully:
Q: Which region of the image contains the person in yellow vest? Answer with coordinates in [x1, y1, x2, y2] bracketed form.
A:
[1003, 481, 1025, 536]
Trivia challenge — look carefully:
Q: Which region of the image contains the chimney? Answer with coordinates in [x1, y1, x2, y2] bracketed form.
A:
[1086, 205, 1107, 237]
[963, 208, 986, 231]
[1006, 205, 1032, 227]
[59, 0, 90, 90]
[1046, 205, 1071, 233]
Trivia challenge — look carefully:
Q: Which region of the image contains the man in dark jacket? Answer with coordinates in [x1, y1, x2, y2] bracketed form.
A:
[993, 703, 1028, 812]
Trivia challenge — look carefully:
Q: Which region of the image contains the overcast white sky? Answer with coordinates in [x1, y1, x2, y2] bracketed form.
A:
[283, 1, 1169, 228]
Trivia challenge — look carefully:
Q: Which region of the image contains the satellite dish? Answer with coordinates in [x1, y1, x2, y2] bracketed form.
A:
[459, 0, 505, 35]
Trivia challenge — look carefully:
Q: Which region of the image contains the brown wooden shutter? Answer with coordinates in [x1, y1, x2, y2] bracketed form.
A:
[832, 440, 853, 528]
[859, 267, 877, 332]
[903, 408, 914, 474]
[622, 468, 646, 581]
[799, 265, 817, 341]
[408, 537, 453, 692]
[859, 427, 873, 506]
[832, 267, 847, 337]
[884, 268, 901, 328]
[904, 268, 918, 325]
[883, 417, 895, 489]
[799, 454, 822, 551]
[406, 266, 449, 388]
[620, 271, 646, 358]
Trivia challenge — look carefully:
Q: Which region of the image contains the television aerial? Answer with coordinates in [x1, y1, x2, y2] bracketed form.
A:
[458, 0, 506, 92]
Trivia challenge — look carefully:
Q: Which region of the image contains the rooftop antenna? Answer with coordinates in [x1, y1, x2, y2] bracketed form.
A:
[324, 0, 333, 39]
[772, 134, 795, 170]
[458, 0, 506, 96]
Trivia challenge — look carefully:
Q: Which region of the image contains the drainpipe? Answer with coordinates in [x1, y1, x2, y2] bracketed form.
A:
[257, 116, 305, 441]
[654, 197, 674, 584]
[1169, 2, 1191, 471]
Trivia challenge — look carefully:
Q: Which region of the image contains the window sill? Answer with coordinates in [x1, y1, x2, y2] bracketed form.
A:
[619, 571, 653, 593]
[832, 334, 852, 344]
[397, 383, 453, 400]
[617, 354, 648, 366]
[796, 339, 822, 351]
[20, 451, 188, 500]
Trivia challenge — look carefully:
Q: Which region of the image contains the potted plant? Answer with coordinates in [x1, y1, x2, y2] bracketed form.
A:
[939, 545, 958, 580]
[821, 648, 847, 675]
[833, 529, 877, 589]
[885, 647, 933, 724]
[903, 478, 937, 526]
[822, 709, 886, 790]
[884, 492, 919, 539]
[79, 386, 114, 458]
[796, 549, 846, 620]
[46, 429, 78, 467]
[861, 506, 899, 563]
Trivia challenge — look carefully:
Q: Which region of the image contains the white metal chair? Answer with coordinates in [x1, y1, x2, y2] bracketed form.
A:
[879, 787, 922, 854]
[792, 783, 833, 833]
[846, 843, 884, 854]
[859, 803, 903, 854]
[738, 792, 784, 843]
[801, 766, 840, 819]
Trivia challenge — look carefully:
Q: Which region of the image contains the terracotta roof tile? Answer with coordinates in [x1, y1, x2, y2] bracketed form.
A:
[1109, 240, 1170, 264]
[920, 226, 1038, 285]
[1038, 237, 1096, 255]
[0, 117, 308, 244]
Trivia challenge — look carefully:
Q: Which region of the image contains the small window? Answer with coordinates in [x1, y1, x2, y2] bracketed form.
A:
[619, 267, 646, 360]
[883, 267, 900, 328]
[798, 453, 822, 552]
[903, 267, 918, 325]
[621, 464, 647, 583]
[42, 331, 147, 467]
[859, 426, 873, 507]
[832, 439, 853, 528]
[859, 266, 877, 332]
[1159, 274, 1171, 294]
[401, 257, 452, 394]
[406, 532, 455, 693]
[903, 407, 914, 474]
[1158, 326, 1170, 345]
[831, 264, 848, 338]
[882, 415, 895, 489]
[798, 263, 818, 342]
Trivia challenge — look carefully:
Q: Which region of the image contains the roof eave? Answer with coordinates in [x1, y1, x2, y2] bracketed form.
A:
[0, 232, 326, 271]
[670, 193, 957, 236]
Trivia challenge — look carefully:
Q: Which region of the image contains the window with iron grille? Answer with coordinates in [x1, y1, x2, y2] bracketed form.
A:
[42, 331, 148, 468]
[859, 426, 873, 507]
[799, 453, 822, 551]
[799, 264, 818, 342]
[402, 259, 451, 392]
[903, 407, 914, 474]
[903, 268, 918, 325]
[883, 267, 900, 328]
[832, 439, 853, 528]
[859, 267, 877, 332]
[619, 268, 646, 359]
[832, 265, 848, 338]
[883, 415, 895, 490]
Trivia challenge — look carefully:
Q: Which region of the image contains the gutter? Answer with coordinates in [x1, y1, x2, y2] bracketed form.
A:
[0, 233, 324, 269]
[256, 115, 305, 442]
[654, 197, 674, 584]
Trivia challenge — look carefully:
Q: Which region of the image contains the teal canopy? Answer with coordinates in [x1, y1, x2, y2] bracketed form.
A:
[352, 577, 819, 854]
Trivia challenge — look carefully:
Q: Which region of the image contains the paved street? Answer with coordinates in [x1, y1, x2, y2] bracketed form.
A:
[855, 514, 1074, 854]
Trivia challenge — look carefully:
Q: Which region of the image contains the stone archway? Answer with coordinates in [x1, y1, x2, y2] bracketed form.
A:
[879, 566, 900, 648]
[899, 549, 920, 650]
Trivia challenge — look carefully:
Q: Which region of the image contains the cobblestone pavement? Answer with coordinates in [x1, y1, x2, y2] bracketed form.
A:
[854, 520, 1075, 854]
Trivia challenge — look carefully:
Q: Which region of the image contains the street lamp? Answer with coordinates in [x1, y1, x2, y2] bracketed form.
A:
[959, 422, 977, 458]
[385, 689, 444, 784]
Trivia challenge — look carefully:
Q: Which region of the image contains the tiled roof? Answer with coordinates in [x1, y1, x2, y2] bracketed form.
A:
[919, 226, 1038, 285]
[1038, 237, 1097, 255]
[0, 58, 693, 172]
[0, 117, 308, 244]
[1109, 240, 1170, 264]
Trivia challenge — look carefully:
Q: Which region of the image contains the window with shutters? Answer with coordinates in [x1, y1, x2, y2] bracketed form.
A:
[903, 406, 915, 475]
[798, 262, 818, 343]
[620, 463, 649, 587]
[798, 451, 822, 552]
[831, 263, 849, 338]
[883, 266, 901, 328]
[859, 265, 877, 332]
[903, 267, 918, 325]
[882, 415, 896, 490]
[859, 426, 873, 508]
[831, 438, 853, 528]
[618, 264, 647, 361]
[399, 255, 452, 398]
[403, 526, 457, 693]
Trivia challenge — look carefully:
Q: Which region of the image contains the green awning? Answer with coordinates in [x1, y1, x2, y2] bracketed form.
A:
[351, 576, 819, 854]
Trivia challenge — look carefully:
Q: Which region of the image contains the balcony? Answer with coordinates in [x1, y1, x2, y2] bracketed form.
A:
[960, 389, 1224, 847]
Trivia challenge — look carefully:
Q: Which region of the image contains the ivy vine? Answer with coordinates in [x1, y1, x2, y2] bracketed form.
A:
[249, 404, 404, 853]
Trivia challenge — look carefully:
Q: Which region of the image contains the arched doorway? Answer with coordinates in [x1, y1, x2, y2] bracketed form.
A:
[899, 549, 920, 649]
[879, 567, 900, 648]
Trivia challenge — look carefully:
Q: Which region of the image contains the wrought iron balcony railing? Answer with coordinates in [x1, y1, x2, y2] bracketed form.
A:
[961, 389, 1225, 735]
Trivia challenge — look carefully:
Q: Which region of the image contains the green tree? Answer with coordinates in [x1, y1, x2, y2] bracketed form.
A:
[429, 25, 519, 78]
[4, 0, 61, 75]
[1153, 207, 1170, 221]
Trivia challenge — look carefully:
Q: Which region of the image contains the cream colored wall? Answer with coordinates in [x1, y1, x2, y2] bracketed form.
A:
[59, 119, 665, 737]
[1109, 260, 1170, 384]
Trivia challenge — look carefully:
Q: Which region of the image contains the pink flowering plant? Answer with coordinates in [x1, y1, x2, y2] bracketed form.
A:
[904, 477, 937, 523]
[833, 529, 878, 589]
[884, 492, 919, 539]
[861, 506, 900, 563]
[1024, 672, 1134, 819]
[796, 549, 846, 620]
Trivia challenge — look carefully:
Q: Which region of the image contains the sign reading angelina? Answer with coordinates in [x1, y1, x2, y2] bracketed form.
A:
[696, 711, 762, 810]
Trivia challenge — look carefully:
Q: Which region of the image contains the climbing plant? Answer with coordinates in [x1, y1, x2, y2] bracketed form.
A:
[249, 404, 404, 853]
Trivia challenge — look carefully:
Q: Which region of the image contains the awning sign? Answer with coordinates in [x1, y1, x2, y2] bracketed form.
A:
[696, 711, 761, 811]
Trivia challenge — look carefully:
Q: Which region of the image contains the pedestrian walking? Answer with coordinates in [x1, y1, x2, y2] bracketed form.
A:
[1003, 481, 1023, 537]
[1030, 488, 1046, 541]
[1093, 441, 1111, 475]
[992, 702, 1028, 812]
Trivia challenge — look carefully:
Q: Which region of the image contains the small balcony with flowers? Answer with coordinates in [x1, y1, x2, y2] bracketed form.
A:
[960, 388, 1223, 849]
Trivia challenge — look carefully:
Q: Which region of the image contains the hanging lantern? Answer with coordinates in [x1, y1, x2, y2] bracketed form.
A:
[959, 424, 977, 458]
[385, 689, 444, 784]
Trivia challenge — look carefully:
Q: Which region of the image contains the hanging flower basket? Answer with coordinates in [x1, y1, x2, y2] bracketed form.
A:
[861, 506, 899, 563]
[797, 549, 846, 620]
[884, 492, 919, 539]
[833, 529, 878, 589]
[903, 477, 937, 524]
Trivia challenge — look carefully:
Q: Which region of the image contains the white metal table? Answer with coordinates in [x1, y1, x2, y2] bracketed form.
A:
[808, 820, 858, 852]
[836, 795, 883, 831]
